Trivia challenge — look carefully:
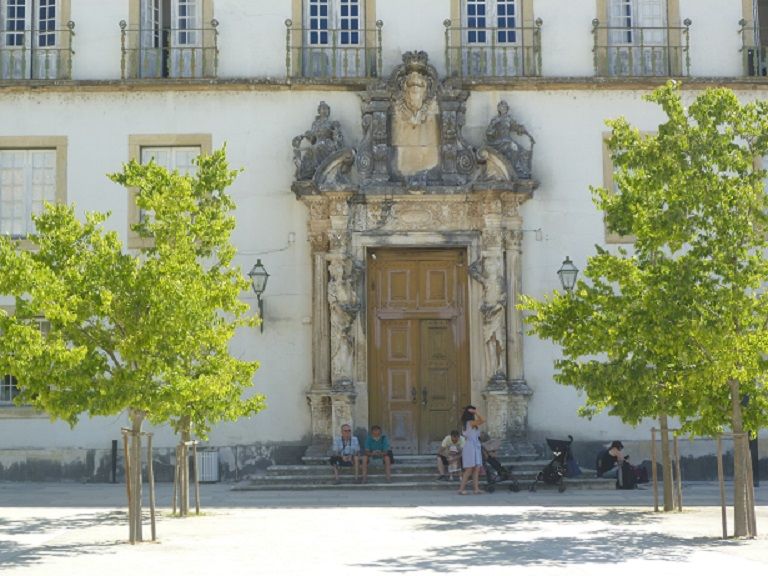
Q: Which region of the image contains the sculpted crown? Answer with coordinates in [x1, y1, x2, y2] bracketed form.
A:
[402, 51, 429, 75]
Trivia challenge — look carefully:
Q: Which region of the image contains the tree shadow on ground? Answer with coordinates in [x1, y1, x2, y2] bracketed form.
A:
[410, 508, 660, 533]
[355, 508, 745, 573]
[0, 510, 125, 536]
[0, 510, 128, 568]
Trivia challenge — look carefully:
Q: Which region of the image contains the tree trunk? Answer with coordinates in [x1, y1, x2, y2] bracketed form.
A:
[129, 409, 145, 542]
[175, 417, 191, 517]
[659, 413, 674, 512]
[729, 378, 749, 537]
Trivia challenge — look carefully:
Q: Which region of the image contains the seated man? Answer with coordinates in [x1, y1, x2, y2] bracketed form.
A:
[329, 424, 360, 484]
[436, 430, 465, 481]
[362, 424, 393, 483]
[596, 440, 624, 479]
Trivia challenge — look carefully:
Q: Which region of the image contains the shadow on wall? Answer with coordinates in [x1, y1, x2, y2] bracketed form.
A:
[0, 443, 309, 483]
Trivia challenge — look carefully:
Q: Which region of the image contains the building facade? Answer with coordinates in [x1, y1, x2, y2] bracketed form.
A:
[0, 0, 766, 480]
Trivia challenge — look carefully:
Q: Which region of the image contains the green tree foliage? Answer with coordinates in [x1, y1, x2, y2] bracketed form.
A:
[0, 147, 265, 537]
[520, 82, 768, 534]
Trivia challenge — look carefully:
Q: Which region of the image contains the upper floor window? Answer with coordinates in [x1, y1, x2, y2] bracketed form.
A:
[446, 0, 540, 78]
[287, 0, 381, 79]
[594, 0, 689, 77]
[0, 0, 73, 80]
[121, 0, 218, 79]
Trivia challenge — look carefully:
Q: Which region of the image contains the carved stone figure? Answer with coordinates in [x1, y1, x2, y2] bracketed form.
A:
[479, 256, 507, 381]
[293, 101, 345, 180]
[328, 259, 354, 383]
[485, 100, 535, 179]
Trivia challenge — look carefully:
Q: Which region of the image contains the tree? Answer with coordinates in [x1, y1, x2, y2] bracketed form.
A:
[0, 148, 265, 541]
[520, 82, 768, 537]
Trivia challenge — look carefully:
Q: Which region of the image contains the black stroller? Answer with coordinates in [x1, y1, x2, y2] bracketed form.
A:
[482, 442, 520, 493]
[529, 435, 574, 493]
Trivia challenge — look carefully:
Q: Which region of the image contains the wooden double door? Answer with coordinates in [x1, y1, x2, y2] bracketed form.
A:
[367, 248, 470, 455]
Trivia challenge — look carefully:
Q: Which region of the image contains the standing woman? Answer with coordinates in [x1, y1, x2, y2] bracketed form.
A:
[458, 405, 485, 495]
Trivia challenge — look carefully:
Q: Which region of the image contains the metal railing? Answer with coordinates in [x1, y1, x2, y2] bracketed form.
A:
[285, 19, 383, 79]
[444, 18, 543, 78]
[0, 22, 75, 80]
[592, 18, 691, 77]
[119, 20, 219, 80]
[739, 20, 768, 77]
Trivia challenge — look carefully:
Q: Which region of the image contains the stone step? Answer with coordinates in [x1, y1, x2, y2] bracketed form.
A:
[236, 476, 615, 491]
[267, 460, 558, 477]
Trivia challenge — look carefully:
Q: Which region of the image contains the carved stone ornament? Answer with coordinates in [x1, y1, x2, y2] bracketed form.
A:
[291, 51, 538, 197]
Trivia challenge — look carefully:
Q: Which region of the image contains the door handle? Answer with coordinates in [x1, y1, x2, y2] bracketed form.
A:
[422, 388, 428, 407]
[411, 387, 417, 404]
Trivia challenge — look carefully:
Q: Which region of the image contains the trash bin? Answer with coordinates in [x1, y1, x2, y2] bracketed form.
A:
[198, 450, 220, 483]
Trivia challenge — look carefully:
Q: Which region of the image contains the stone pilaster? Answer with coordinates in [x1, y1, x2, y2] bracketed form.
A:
[478, 191, 507, 387]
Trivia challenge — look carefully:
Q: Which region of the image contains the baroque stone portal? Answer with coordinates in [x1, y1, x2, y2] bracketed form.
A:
[293, 52, 537, 456]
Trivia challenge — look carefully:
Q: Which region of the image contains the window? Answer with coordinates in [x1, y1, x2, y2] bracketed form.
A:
[0, 137, 66, 243]
[448, 0, 538, 77]
[602, 133, 635, 244]
[465, 0, 517, 45]
[125, 0, 215, 79]
[127, 134, 211, 249]
[138, 145, 200, 222]
[290, 0, 378, 78]
[0, 0, 72, 80]
[1, 316, 48, 408]
[595, 0, 686, 76]
[0, 374, 19, 405]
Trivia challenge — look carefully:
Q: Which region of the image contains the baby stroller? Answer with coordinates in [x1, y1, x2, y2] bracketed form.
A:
[481, 440, 520, 493]
[529, 435, 573, 493]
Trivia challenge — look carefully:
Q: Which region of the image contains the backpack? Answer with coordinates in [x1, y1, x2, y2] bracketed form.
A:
[617, 461, 637, 489]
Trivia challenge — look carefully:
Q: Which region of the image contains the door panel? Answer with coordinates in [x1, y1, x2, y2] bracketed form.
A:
[420, 319, 458, 451]
[380, 320, 418, 453]
[368, 248, 469, 454]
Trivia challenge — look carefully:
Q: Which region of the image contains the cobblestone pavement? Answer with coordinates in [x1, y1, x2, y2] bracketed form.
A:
[0, 482, 766, 575]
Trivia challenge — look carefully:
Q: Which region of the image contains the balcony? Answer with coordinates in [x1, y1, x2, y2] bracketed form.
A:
[0, 22, 75, 81]
[444, 18, 543, 79]
[739, 20, 768, 76]
[284, 19, 383, 79]
[592, 19, 692, 77]
[119, 20, 219, 80]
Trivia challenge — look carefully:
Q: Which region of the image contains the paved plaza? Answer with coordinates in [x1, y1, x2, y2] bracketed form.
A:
[0, 481, 766, 575]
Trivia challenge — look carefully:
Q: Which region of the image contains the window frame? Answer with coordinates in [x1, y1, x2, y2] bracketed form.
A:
[127, 134, 211, 249]
[0, 136, 67, 249]
[126, 0, 215, 79]
[0, 0, 72, 80]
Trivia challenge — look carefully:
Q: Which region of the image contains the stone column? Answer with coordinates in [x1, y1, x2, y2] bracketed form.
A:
[502, 196, 532, 441]
[325, 192, 359, 439]
[478, 191, 507, 387]
[303, 197, 333, 456]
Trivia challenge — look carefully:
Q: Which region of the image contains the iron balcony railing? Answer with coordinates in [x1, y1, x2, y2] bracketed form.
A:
[285, 19, 383, 79]
[119, 20, 219, 80]
[0, 22, 75, 81]
[444, 18, 543, 78]
[739, 20, 768, 77]
[592, 18, 692, 77]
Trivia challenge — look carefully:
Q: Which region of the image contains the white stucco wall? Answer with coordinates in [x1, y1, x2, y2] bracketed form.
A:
[1, 0, 766, 459]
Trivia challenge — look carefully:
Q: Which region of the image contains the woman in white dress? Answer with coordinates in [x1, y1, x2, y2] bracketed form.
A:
[458, 405, 485, 495]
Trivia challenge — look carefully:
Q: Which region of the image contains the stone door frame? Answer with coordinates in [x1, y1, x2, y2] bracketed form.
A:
[301, 190, 534, 456]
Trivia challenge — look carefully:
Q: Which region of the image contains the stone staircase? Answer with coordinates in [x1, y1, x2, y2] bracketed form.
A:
[235, 455, 615, 491]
